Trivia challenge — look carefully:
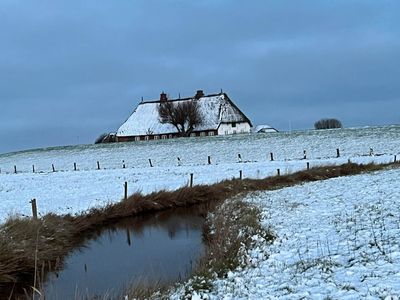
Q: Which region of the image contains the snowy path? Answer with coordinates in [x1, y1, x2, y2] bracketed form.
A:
[203, 167, 400, 299]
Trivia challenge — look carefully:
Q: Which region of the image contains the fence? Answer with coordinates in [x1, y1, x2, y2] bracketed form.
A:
[2, 148, 397, 175]
[24, 154, 400, 219]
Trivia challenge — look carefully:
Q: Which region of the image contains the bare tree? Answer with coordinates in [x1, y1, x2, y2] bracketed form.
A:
[158, 100, 203, 136]
[314, 118, 343, 130]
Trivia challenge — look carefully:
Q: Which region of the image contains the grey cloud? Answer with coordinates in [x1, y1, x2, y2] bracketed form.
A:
[0, 0, 400, 153]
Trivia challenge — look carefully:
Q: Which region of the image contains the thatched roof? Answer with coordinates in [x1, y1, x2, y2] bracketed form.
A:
[117, 92, 252, 137]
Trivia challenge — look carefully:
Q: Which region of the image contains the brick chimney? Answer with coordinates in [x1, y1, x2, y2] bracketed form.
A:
[160, 92, 168, 102]
[195, 90, 204, 99]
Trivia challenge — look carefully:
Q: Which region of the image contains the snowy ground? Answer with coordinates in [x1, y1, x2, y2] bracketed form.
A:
[192, 167, 400, 299]
[0, 125, 399, 223]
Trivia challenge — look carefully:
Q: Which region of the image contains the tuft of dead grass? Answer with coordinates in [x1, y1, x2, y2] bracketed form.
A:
[200, 198, 274, 275]
[0, 214, 76, 298]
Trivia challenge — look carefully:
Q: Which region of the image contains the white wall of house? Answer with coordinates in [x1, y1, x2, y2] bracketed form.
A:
[217, 122, 251, 135]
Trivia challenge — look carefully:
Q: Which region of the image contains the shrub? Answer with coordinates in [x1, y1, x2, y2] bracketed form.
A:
[314, 118, 342, 130]
[94, 133, 116, 144]
[94, 133, 108, 144]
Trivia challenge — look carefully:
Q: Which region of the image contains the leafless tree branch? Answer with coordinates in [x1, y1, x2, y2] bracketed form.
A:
[158, 100, 203, 136]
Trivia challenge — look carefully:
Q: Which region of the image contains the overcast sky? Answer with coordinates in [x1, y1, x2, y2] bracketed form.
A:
[1, 1, 399, 154]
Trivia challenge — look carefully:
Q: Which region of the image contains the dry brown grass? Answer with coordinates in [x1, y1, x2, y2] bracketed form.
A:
[199, 198, 274, 276]
[0, 214, 76, 299]
[0, 161, 398, 298]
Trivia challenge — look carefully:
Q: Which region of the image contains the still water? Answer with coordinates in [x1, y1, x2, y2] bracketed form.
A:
[43, 208, 206, 299]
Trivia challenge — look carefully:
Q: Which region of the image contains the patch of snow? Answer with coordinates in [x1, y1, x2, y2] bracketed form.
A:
[183, 167, 400, 299]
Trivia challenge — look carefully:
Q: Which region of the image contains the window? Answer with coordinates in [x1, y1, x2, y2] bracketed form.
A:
[135, 136, 140, 141]
[169, 134, 173, 139]
[225, 130, 228, 135]
[154, 136, 159, 140]
[232, 122, 236, 127]
[190, 133, 196, 137]
[200, 132, 206, 137]
[208, 131, 214, 136]
[233, 130, 237, 134]
[145, 136, 149, 141]
[161, 135, 167, 139]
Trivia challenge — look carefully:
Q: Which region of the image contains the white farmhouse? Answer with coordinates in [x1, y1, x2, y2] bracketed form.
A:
[116, 90, 252, 142]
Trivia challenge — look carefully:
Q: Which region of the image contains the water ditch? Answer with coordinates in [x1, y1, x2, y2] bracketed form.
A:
[36, 206, 207, 299]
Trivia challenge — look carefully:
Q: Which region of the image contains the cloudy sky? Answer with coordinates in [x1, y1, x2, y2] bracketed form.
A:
[1, 1, 399, 154]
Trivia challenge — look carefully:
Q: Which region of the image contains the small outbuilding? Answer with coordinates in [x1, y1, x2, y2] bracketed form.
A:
[253, 125, 278, 133]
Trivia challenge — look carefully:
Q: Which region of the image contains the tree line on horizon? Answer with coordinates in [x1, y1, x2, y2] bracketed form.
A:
[314, 118, 343, 130]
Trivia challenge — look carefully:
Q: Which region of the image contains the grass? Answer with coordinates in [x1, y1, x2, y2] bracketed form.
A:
[200, 199, 272, 276]
[0, 161, 399, 298]
[186, 198, 275, 294]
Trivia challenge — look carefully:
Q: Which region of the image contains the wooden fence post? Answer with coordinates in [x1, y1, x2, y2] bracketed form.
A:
[307, 162, 310, 170]
[189, 173, 194, 187]
[270, 153, 274, 161]
[14, 165, 17, 174]
[239, 170, 243, 180]
[369, 148, 374, 156]
[277, 169, 280, 176]
[336, 148, 340, 158]
[32, 165, 35, 173]
[208, 156, 211, 165]
[303, 150, 307, 160]
[74, 163, 77, 171]
[52, 164, 55, 172]
[238, 154, 242, 163]
[124, 182, 128, 200]
[30, 199, 38, 220]
[394, 155, 397, 163]
[122, 160, 126, 169]
[149, 159, 153, 167]
[97, 161, 100, 170]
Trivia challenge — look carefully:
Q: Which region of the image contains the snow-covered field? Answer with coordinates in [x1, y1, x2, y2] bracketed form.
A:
[184, 166, 400, 299]
[0, 125, 399, 223]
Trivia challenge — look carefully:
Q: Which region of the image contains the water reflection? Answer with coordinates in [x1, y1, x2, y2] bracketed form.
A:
[43, 206, 207, 299]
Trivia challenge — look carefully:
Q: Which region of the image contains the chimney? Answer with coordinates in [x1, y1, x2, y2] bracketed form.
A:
[160, 92, 168, 102]
[195, 90, 204, 99]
